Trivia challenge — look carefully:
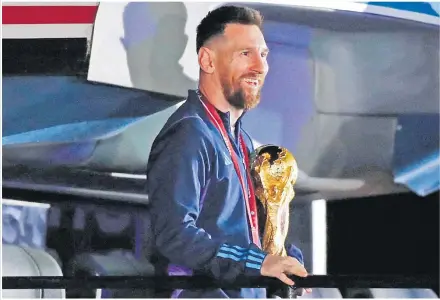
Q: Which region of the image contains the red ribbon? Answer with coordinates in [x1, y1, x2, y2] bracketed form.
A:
[198, 92, 261, 247]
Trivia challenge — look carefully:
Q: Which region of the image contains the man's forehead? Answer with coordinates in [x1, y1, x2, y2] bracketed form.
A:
[222, 23, 267, 50]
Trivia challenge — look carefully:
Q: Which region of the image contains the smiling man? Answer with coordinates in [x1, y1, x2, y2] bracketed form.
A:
[146, 5, 308, 298]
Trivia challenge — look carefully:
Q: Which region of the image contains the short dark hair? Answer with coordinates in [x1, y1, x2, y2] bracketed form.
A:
[196, 5, 263, 53]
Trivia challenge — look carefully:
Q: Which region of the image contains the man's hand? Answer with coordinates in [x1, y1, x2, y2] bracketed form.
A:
[260, 254, 308, 286]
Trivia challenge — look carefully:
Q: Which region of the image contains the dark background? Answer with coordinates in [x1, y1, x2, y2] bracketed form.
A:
[327, 191, 439, 294]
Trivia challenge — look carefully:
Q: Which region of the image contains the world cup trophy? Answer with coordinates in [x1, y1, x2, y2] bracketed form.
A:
[249, 144, 298, 257]
[250, 144, 299, 297]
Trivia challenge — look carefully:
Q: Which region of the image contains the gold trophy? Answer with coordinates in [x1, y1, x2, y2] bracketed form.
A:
[249, 144, 298, 257]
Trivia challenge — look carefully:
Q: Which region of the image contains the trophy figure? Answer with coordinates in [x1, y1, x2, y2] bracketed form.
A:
[250, 144, 298, 257]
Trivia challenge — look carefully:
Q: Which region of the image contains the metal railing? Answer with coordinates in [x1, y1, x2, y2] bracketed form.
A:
[3, 274, 438, 298]
[2, 186, 439, 297]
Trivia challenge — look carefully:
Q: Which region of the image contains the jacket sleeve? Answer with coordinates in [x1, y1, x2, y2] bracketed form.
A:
[286, 244, 304, 265]
[147, 118, 267, 283]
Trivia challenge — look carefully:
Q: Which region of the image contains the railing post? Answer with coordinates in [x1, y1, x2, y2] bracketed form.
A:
[267, 284, 298, 298]
[283, 286, 298, 298]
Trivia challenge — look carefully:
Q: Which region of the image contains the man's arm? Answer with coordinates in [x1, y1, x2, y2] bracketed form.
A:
[147, 118, 267, 283]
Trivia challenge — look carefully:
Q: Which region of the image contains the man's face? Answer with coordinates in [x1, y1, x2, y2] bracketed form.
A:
[215, 24, 269, 110]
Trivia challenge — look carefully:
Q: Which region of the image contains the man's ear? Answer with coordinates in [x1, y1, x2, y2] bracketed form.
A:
[198, 47, 215, 74]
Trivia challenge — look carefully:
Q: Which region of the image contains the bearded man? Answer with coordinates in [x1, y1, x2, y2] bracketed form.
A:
[146, 5, 308, 298]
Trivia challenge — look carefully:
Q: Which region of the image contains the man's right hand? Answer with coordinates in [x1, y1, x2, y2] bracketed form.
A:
[260, 254, 308, 286]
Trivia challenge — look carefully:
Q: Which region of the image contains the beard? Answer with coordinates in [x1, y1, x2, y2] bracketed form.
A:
[220, 76, 262, 110]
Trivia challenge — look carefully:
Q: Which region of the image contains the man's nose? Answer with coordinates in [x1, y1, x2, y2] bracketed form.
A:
[251, 55, 268, 75]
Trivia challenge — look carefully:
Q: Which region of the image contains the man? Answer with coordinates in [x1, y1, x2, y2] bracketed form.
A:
[147, 5, 308, 298]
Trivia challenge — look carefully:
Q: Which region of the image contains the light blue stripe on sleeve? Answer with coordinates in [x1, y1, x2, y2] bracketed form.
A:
[247, 255, 264, 264]
[216, 244, 267, 268]
[245, 262, 261, 270]
[229, 244, 247, 251]
[219, 246, 247, 257]
[249, 250, 266, 258]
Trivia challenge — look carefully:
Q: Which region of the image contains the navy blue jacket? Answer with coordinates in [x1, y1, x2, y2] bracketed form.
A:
[146, 90, 303, 298]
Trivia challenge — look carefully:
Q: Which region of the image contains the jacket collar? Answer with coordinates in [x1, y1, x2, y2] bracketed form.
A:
[188, 89, 246, 131]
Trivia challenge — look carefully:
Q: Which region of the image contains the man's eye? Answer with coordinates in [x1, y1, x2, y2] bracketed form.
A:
[241, 51, 250, 56]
